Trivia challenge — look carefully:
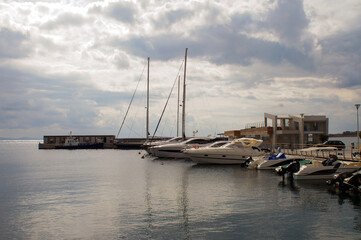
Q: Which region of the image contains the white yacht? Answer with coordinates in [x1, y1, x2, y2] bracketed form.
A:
[183, 138, 266, 164]
[150, 137, 223, 159]
[143, 137, 185, 154]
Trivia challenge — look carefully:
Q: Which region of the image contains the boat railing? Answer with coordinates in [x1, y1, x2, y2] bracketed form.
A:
[267, 142, 361, 161]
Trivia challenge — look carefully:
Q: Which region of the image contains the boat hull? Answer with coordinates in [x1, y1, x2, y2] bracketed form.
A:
[189, 155, 247, 164]
[257, 158, 309, 170]
[55, 143, 104, 150]
[150, 149, 188, 159]
[293, 165, 361, 180]
[185, 148, 264, 165]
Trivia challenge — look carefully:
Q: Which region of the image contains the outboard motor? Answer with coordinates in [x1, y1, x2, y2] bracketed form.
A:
[343, 171, 361, 193]
[275, 160, 301, 179]
[241, 157, 253, 168]
[326, 172, 354, 187]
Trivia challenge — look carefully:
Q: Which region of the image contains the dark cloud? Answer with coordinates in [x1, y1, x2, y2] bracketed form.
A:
[0, 64, 138, 134]
[89, 2, 137, 23]
[264, 0, 309, 44]
[112, 23, 314, 71]
[0, 28, 31, 59]
[0, 66, 99, 130]
[320, 30, 361, 87]
[41, 13, 89, 30]
[152, 8, 195, 28]
[109, 0, 314, 71]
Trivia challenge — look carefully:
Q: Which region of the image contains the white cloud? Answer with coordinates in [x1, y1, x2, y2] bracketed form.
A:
[0, 0, 360, 138]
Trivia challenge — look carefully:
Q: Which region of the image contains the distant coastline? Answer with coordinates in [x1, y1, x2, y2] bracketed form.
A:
[0, 137, 40, 140]
[329, 131, 358, 138]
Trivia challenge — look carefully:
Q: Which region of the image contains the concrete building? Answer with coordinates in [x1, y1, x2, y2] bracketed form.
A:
[39, 134, 116, 149]
[224, 113, 329, 150]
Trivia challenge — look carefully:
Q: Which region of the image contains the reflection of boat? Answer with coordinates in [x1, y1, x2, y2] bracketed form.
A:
[150, 137, 225, 159]
[183, 138, 265, 164]
[251, 153, 307, 170]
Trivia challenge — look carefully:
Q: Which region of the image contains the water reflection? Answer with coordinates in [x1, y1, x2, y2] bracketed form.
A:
[179, 164, 190, 240]
[142, 158, 191, 239]
[2, 142, 361, 239]
[278, 178, 300, 193]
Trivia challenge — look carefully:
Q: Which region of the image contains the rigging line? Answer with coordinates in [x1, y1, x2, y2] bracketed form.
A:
[117, 61, 147, 138]
[127, 78, 147, 138]
[151, 60, 184, 141]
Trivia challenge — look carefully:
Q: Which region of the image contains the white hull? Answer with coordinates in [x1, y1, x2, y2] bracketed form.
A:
[184, 141, 265, 164]
[150, 149, 188, 159]
[293, 165, 361, 180]
[190, 155, 248, 164]
[149, 137, 227, 159]
[257, 157, 305, 170]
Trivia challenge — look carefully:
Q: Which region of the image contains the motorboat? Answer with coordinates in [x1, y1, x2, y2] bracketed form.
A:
[55, 132, 103, 149]
[276, 155, 361, 180]
[143, 137, 185, 154]
[327, 170, 361, 193]
[294, 161, 361, 180]
[250, 152, 307, 170]
[149, 137, 225, 159]
[183, 138, 266, 164]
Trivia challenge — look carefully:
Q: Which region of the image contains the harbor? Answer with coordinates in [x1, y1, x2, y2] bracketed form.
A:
[2, 140, 361, 239]
[2, 1, 361, 239]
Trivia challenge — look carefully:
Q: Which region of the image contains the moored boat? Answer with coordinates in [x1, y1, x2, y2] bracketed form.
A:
[250, 153, 307, 170]
[55, 132, 104, 149]
[276, 155, 361, 180]
[183, 138, 265, 164]
[150, 137, 226, 159]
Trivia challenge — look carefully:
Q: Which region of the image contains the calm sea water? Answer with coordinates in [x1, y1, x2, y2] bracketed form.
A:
[1, 140, 361, 239]
[328, 136, 359, 149]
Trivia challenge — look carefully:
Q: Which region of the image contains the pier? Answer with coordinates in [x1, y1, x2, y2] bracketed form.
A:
[39, 135, 116, 149]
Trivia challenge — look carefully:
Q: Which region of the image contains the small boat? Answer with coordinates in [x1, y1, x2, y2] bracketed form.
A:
[150, 137, 227, 159]
[276, 155, 361, 180]
[183, 138, 265, 164]
[55, 132, 103, 149]
[251, 153, 307, 170]
[327, 170, 361, 193]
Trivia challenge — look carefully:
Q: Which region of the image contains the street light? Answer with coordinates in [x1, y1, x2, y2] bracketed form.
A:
[356, 104, 360, 158]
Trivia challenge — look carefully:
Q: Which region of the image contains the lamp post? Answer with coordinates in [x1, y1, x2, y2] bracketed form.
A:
[356, 104, 360, 158]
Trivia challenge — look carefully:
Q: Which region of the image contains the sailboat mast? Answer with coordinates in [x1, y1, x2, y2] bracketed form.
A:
[146, 57, 150, 140]
[177, 75, 180, 137]
[182, 48, 187, 140]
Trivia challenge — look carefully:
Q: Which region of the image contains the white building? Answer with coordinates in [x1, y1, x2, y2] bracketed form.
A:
[225, 113, 329, 150]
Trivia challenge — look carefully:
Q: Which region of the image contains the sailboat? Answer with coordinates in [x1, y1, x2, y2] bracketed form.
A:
[148, 49, 226, 159]
[114, 58, 153, 149]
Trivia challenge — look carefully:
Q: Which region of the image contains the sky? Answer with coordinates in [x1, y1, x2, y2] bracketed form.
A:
[0, 0, 360, 139]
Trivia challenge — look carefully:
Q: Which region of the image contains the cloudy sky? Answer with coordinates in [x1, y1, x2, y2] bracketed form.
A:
[1, 0, 360, 139]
